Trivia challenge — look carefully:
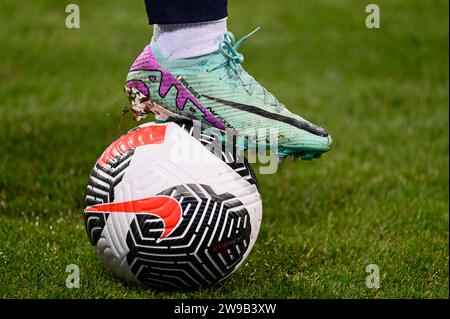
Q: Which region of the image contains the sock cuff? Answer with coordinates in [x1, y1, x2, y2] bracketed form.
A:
[153, 17, 227, 38]
[153, 18, 228, 60]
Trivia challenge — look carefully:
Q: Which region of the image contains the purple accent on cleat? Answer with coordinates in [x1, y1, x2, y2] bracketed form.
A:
[126, 80, 149, 96]
[129, 46, 227, 130]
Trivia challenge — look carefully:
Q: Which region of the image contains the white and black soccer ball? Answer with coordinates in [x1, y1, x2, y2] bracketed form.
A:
[84, 121, 262, 290]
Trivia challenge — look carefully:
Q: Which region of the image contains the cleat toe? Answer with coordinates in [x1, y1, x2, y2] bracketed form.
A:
[301, 153, 315, 160]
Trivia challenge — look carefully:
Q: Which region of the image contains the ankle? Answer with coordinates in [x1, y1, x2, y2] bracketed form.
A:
[153, 18, 227, 60]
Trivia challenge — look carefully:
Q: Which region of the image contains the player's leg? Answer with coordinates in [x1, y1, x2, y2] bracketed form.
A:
[125, 0, 332, 160]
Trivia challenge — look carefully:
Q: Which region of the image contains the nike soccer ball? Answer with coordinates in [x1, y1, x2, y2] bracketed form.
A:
[84, 121, 262, 290]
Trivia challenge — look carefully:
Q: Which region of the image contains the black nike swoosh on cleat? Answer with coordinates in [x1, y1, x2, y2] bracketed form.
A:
[202, 95, 329, 137]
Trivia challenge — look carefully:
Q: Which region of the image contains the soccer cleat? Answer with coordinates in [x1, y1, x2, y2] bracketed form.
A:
[125, 28, 332, 159]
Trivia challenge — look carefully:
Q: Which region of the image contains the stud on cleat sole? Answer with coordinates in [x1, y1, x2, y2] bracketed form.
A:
[277, 156, 286, 164]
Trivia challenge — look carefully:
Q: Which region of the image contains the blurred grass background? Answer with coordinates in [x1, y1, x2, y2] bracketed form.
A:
[0, 0, 448, 298]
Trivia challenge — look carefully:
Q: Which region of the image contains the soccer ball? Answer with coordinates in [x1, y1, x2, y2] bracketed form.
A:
[84, 121, 262, 290]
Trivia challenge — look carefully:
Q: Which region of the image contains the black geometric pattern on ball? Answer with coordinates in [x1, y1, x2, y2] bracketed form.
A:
[176, 119, 259, 190]
[125, 183, 252, 290]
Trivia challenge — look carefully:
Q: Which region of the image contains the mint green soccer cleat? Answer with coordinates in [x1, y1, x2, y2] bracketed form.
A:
[125, 29, 332, 160]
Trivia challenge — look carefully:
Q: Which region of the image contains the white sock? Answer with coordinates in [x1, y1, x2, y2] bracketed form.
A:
[153, 18, 227, 60]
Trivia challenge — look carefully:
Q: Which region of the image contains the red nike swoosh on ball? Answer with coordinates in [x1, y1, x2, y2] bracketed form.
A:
[84, 196, 182, 239]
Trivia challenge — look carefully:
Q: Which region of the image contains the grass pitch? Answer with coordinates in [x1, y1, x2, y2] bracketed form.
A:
[0, 0, 448, 298]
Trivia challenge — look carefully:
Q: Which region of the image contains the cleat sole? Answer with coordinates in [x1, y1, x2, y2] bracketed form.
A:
[125, 86, 330, 162]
